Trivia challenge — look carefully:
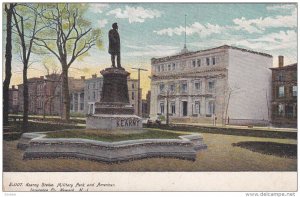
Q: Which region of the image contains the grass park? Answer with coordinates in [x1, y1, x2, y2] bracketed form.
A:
[3, 117, 297, 172]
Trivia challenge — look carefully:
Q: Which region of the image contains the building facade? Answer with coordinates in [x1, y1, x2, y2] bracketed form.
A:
[8, 85, 19, 113]
[53, 76, 85, 115]
[270, 58, 297, 127]
[150, 45, 272, 125]
[84, 75, 141, 116]
[18, 74, 61, 115]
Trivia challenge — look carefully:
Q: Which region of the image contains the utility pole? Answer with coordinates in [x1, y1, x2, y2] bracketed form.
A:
[131, 67, 148, 117]
[166, 89, 169, 125]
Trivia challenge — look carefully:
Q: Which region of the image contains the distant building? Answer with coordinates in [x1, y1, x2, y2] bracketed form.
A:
[84, 74, 102, 114]
[270, 56, 297, 127]
[84, 75, 141, 116]
[18, 74, 61, 115]
[53, 76, 85, 115]
[8, 85, 19, 113]
[141, 90, 151, 118]
[150, 45, 272, 125]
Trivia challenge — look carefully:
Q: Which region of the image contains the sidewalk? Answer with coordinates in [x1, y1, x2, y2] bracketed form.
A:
[171, 122, 298, 132]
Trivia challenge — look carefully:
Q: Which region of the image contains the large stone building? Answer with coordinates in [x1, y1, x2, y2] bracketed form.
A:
[150, 45, 273, 125]
[53, 76, 85, 115]
[270, 57, 297, 127]
[8, 85, 19, 113]
[18, 74, 61, 115]
[84, 74, 142, 116]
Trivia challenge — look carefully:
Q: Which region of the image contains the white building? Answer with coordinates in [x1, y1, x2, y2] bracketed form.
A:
[84, 75, 141, 116]
[150, 45, 272, 125]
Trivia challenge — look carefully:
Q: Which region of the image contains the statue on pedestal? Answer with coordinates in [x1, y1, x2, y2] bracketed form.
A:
[108, 23, 121, 68]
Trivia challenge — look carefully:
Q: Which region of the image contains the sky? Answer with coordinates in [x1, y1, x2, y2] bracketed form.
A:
[5, 3, 298, 99]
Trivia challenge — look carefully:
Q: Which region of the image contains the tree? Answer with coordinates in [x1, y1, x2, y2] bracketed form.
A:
[222, 86, 240, 126]
[34, 3, 102, 121]
[12, 4, 46, 132]
[3, 3, 17, 126]
[41, 60, 61, 119]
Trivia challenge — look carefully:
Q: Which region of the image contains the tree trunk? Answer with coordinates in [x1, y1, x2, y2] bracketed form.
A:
[62, 68, 70, 122]
[23, 65, 29, 133]
[3, 4, 14, 126]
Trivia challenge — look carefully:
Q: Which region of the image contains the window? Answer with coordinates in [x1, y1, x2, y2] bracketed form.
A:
[181, 82, 187, 93]
[168, 64, 171, 71]
[195, 101, 200, 114]
[206, 57, 210, 66]
[278, 104, 284, 116]
[80, 103, 84, 111]
[93, 91, 96, 99]
[160, 103, 165, 114]
[172, 63, 176, 70]
[132, 83, 134, 89]
[192, 60, 196, 67]
[293, 86, 297, 97]
[197, 59, 201, 67]
[171, 102, 176, 114]
[292, 72, 297, 80]
[162, 65, 165, 72]
[132, 92, 134, 100]
[195, 81, 201, 91]
[208, 101, 215, 115]
[159, 83, 165, 93]
[212, 57, 216, 65]
[278, 72, 285, 81]
[208, 81, 215, 92]
[278, 86, 285, 97]
[93, 83, 96, 89]
[169, 83, 175, 92]
[157, 65, 160, 72]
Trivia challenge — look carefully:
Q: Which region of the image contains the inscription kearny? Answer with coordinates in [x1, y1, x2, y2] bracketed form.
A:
[116, 119, 140, 127]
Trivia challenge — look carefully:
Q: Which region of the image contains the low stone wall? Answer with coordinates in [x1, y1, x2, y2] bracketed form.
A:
[18, 132, 207, 163]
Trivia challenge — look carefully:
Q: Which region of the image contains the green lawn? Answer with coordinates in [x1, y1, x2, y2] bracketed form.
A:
[9, 121, 85, 133]
[45, 129, 181, 142]
[3, 132, 297, 172]
[232, 141, 297, 159]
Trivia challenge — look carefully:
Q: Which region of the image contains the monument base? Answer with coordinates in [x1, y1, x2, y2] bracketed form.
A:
[86, 114, 142, 130]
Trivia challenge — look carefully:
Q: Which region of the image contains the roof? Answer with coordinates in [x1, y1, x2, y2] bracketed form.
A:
[270, 63, 297, 70]
[151, 45, 273, 64]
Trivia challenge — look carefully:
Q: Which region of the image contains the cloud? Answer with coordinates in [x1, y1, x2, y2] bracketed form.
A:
[90, 4, 109, 13]
[98, 19, 108, 28]
[125, 44, 180, 57]
[154, 22, 226, 37]
[155, 5, 296, 36]
[266, 4, 296, 11]
[235, 30, 297, 51]
[106, 6, 162, 23]
[233, 8, 296, 33]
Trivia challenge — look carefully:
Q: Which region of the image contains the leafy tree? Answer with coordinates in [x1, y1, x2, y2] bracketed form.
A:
[34, 3, 102, 121]
[12, 4, 46, 132]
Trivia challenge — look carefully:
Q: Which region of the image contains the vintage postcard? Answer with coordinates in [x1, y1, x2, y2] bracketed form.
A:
[2, 2, 298, 193]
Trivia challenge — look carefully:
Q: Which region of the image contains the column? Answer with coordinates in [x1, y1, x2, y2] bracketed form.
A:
[175, 97, 180, 117]
[78, 92, 81, 112]
[72, 93, 75, 112]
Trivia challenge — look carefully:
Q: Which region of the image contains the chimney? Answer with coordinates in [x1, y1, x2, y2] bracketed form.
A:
[12, 85, 15, 90]
[40, 76, 44, 79]
[278, 56, 284, 68]
[92, 74, 97, 78]
[81, 76, 85, 80]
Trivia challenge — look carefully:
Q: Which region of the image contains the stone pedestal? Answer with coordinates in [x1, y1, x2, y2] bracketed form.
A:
[86, 67, 142, 130]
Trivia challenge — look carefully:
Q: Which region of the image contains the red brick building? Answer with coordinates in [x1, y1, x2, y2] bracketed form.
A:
[18, 74, 61, 115]
[270, 56, 297, 127]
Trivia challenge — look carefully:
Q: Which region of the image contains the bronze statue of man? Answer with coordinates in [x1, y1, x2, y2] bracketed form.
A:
[108, 23, 121, 68]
